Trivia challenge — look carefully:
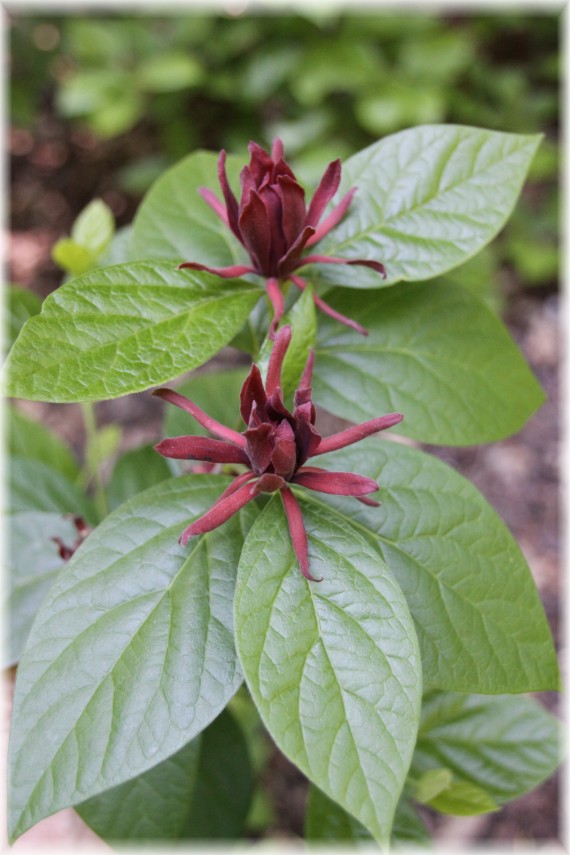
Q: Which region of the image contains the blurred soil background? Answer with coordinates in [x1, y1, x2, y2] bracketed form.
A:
[6, 8, 561, 850]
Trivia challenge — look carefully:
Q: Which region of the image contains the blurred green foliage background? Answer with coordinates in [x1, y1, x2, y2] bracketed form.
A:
[9, 11, 559, 297]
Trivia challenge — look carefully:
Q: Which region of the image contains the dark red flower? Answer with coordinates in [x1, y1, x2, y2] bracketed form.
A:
[154, 325, 402, 581]
[178, 139, 386, 337]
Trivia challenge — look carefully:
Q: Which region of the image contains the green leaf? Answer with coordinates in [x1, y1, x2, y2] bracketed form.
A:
[8, 475, 254, 841]
[71, 200, 115, 259]
[131, 151, 248, 265]
[256, 286, 318, 403]
[3, 261, 261, 402]
[234, 495, 422, 846]
[164, 368, 248, 440]
[312, 125, 541, 289]
[8, 407, 79, 482]
[107, 444, 171, 510]
[427, 780, 498, 816]
[412, 691, 562, 805]
[305, 785, 430, 846]
[413, 768, 453, 804]
[312, 281, 544, 445]
[76, 708, 253, 840]
[9, 457, 94, 522]
[309, 439, 560, 693]
[6, 285, 42, 351]
[52, 239, 94, 277]
[5, 512, 78, 667]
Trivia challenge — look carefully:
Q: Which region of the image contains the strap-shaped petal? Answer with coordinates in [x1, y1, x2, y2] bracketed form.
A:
[198, 187, 229, 225]
[281, 487, 321, 581]
[293, 254, 386, 278]
[265, 324, 292, 395]
[217, 149, 241, 239]
[177, 261, 257, 278]
[306, 159, 341, 227]
[290, 274, 368, 336]
[154, 435, 249, 464]
[314, 413, 404, 456]
[179, 478, 258, 544]
[152, 387, 247, 448]
[292, 467, 379, 497]
[305, 187, 356, 247]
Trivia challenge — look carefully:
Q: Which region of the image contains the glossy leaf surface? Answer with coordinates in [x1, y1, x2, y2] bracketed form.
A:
[312, 125, 541, 288]
[6, 285, 42, 351]
[4, 262, 260, 402]
[310, 439, 559, 693]
[8, 476, 253, 840]
[235, 495, 422, 845]
[312, 281, 544, 445]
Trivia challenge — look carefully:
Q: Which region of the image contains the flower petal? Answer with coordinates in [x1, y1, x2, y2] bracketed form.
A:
[305, 187, 356, 247]
[281, 487, 321, 582]
[154, 435, 249, 464]
[239, 189, 271, 274]
[314, 413, 404, 456]
[265, 324, 292, 395]
[266, 277, 286, 338]
[292, 467, 379, 497]
[152, 387, 247, 448]
[179, 478, 258, 544]
[218, 149, 241, 239]
[177, 261, 257, 278]
[277, 175, 307, 246]
[290, 273, 368, 336]
[240, 364, 267, 424]
[305, 159, 341, 228]
[244, 422, 274, 474]
[276, 225, 316, 278]
[198, 187, 229, 225]
[271, 419, 297, 480]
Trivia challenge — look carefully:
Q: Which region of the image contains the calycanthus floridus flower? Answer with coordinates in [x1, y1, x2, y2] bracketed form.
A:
[154, 325, 402, 581]
[178, 139, 386, 336]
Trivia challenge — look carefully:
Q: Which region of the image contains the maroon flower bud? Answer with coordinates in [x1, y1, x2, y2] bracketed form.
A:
[52, 515, 92, 561]
[154, 326, 402, 582]
[178, 139, 386, 336]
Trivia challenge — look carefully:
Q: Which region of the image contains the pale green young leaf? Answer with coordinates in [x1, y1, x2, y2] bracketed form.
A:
[427, 780, 498, 816]
[312, 281, 544, 445]
[311, 125, 541, 289]
[234, 495, 422, 846]
[3, 262, 261, 402]
[8, 475, 254, 841]
[309, 439, 559, 693]
[52, 239, 94, 277]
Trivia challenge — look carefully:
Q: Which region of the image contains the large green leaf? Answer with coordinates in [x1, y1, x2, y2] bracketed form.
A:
[310, 439, 559, 693]
[3, 262, 261, 402]
[6, 512, 78, 667]
[8, 407, 80, 482]
[131, 150, 247, 265]
[76, 708, 253, 840]
[312, 281, 544, 445]
[8, 475, 254, 841]
[412, 691, 562, 805]
[311, 125, 541, 289]
[9, 457, 94, 522]
[234, 495, 422, 846]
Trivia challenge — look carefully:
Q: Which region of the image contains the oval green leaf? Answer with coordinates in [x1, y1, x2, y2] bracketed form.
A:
[8, 407, 80, 482]
[309, 439, 559, 693]
[3, 262, 261, 402]
[7, 285, 42, 352]
[234, 495, 422, 846]
[312, 125, 541, 288]
[412, 691, 562, 805]
[312, 281, 544, 445]
[9, 457, 94, 522]
[106, 444, 171, 510]
[8, 475, 254, 841]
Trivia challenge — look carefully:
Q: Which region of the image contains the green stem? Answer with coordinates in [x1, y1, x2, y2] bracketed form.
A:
[80, 402, 108, 521]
